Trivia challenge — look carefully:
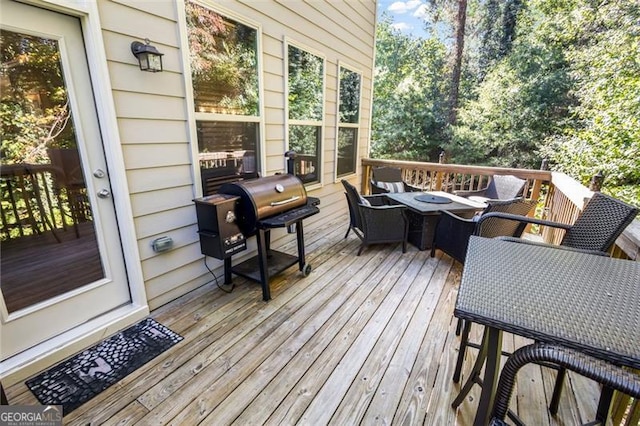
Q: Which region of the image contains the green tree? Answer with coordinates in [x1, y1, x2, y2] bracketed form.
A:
[288, 46, 324, 121]
[371, 18, 448, 161]
[186, 0, 258, 115]
[540, 0, 640, 206]
[478, 0, 522, 78]
[1, 30, 74, 164]
[448, 0, 575, 168]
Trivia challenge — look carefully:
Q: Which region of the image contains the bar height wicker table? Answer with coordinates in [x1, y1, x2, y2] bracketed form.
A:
[454, 236, 640, 425]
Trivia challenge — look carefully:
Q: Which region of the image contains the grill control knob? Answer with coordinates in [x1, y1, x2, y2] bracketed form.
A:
[275, 184, 284, 193]
[225, 210, 236, 223]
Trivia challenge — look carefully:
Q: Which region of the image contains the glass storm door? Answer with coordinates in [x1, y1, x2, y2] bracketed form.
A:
[0, 1, 130, 360]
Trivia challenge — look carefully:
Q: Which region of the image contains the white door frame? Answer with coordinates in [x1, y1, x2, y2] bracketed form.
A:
[0, 0, 148, 386]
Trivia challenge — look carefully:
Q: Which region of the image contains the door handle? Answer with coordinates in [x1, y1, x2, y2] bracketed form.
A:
[97, 189, 111, 198]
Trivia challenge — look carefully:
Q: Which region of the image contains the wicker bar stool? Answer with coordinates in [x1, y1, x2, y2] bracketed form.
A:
[489, 343, 640, 425]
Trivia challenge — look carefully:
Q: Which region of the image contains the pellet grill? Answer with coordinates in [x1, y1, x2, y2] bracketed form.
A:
[194, 152, 319, 300]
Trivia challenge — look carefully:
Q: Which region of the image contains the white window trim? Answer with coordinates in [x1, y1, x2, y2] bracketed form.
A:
[334, 60, 363, 182]
[284, 37, 326, 189]
[193, 113, 261, 123]
[178, 0, 266, 196]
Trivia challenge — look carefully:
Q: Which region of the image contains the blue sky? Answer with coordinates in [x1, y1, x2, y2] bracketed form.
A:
[377, 0, 430, 39]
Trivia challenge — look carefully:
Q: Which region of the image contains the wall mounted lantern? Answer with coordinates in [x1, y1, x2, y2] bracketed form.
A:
[131, 39, 164, 72]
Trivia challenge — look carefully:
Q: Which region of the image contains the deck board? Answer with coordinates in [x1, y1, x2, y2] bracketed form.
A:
[8, 215, 604, 425]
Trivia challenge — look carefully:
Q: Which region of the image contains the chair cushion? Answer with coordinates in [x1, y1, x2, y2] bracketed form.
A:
[359, 195, 371, 206]
[374, 181, 405, 193]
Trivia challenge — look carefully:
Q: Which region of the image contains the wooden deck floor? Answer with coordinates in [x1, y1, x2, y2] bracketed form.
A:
[1, 222, 103, 312]
[6, 215, 602, 425]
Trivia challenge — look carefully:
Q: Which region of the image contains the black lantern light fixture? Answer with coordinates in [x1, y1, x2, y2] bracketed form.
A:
[131, 38, 164, 72]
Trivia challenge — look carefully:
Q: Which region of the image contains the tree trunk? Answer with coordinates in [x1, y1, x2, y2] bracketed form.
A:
[448, 0, 468, 125]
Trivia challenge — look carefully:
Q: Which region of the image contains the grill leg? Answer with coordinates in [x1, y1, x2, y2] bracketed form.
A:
[256, 229, 271, 301]
[224, 257, 232, 285]
[265, 229, 271, 254]
[296, 220, 306, 270]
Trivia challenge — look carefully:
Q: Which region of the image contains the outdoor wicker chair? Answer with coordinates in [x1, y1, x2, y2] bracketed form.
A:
[489, 192, 638, 252]
[429, 197, 537, 385]
[370, 166, 419, 194]
[455, 174, 526, 203]
[342, 179, 408, 256]
[429, 197, 537, 265]
[490, 343, 640, 426]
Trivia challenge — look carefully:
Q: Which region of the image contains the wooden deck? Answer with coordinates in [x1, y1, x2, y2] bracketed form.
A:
[1, 222, 103, 312]
[5, 215, 603, 425]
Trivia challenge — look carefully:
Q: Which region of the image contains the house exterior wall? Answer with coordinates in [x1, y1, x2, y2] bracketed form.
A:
[98, 0, 377, 309]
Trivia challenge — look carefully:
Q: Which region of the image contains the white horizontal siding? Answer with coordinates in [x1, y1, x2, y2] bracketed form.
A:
[98, 0, 375, 309]
[118, 119, 188, 144]
[141, 243, 204, 281]
[112, 0, 178, 20]
[98, 1, 179, 47]
[127, 165, 193, 193]
[122, 144, 191, 169]
[134, 206, 196, 240]
[130, 186, 194, 217]
[112, 92, 187, 120]
[108, 62, 185, 97]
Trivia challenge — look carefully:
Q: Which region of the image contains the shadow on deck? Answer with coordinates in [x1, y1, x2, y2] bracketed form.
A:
[6, 215, 602, 424]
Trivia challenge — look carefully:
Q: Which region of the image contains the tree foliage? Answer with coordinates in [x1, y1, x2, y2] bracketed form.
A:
[540, 0, 640, 191]
[186, 0, 258, 115]
[373, 0, 639, 206]
[448, 2, 575, 168]
[288, 46, 324, 121]
[1, 30, 75, 165]
[371, 18, 448, 161]
[477, 0, 522, 77]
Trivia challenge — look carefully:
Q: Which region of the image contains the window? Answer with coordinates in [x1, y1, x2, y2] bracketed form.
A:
[287, 44, 324, 185]
[185, 0, 261, 195]
[336, 64, 361, 177]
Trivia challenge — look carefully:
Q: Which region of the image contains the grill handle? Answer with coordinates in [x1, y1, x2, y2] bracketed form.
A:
[270, 196, 301, 206]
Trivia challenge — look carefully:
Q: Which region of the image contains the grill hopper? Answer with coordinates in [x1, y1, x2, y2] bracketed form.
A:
[219, 174, 307, 235]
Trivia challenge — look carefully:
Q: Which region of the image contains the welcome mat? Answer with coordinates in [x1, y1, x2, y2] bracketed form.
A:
[26, 318, 183, 415]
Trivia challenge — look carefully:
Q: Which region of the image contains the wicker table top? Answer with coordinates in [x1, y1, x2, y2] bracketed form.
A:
[387, 191, 486, 215]
[455, 236, 640, 369]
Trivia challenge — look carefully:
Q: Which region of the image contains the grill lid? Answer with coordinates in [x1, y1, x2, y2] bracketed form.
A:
[219, 174, 307, 235]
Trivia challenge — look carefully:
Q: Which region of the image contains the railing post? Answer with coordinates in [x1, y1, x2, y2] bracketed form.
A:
[589, 171, 604, 192]
[524, 160, 546, 233]
[362, 163, 371, 194]
[432, 151, 446, 191]
[540, 158, 549, 171]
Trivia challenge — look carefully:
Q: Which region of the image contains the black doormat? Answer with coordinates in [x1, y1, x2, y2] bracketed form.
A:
[26, 318, 183, 415]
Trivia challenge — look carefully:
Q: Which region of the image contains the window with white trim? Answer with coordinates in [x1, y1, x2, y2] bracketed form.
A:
[185, 0, 261, 195]
[286, 44, 324, 185]
[336, 64, 362, 177]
